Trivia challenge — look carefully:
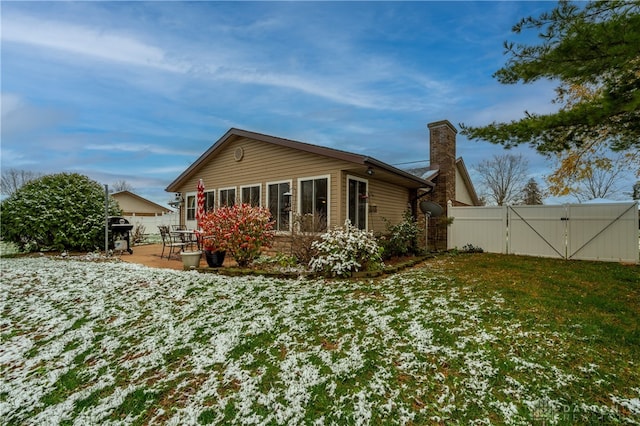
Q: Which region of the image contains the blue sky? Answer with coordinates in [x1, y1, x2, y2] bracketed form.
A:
[3, 1, 616, 206]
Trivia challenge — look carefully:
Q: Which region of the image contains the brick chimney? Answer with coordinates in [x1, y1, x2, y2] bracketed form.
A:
[427, 120, 457, 250]
[428, 120, 457, 210]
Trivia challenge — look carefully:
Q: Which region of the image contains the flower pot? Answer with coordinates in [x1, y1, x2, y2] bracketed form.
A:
[181, 251, 202, 269]
[205, 250, 226, 267]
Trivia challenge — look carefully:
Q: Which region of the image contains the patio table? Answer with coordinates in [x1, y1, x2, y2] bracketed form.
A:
[172, 230, 200, 251]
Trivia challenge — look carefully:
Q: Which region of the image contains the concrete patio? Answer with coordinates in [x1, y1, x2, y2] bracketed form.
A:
[118, 244, 234, 270]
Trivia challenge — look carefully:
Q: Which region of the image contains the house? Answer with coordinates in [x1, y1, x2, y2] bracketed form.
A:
[165, 120, 480, 248]
[110, 190, 177, 234]
[111, 190, 173, 217]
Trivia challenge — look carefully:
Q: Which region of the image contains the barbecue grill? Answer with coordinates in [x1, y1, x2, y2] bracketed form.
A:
[107, 216, 134, 254]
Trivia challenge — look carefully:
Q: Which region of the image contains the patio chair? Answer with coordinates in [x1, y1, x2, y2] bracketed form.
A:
[158, 225, 186, 260]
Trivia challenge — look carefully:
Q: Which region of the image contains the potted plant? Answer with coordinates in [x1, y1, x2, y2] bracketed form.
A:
[201, 236, 226, 267]
[199, 212, 227, 268]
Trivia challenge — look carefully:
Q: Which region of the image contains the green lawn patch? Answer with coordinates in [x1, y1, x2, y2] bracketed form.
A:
[1, 254, 638, 424]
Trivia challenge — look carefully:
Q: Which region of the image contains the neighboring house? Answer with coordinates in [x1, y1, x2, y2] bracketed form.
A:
[111, 191, 177, 234]
[111, 190, 173, 216]
[165, 120, 480, 248]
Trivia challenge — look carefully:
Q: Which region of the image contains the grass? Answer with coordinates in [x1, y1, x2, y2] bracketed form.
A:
[1, 253, 638, 425]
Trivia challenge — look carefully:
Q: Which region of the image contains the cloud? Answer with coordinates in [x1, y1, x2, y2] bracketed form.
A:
[2, 9, 453, 112]
[85, 143, 200, 157]
[2, 5, 460, 117]
[1, 93, 69, 139]
[460, 81, 559, 126]
[2, 13, 188, 73]
[0, 149, 39, 167]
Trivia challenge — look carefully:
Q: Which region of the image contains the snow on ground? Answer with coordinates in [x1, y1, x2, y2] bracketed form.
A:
[1, 256, 638, 425]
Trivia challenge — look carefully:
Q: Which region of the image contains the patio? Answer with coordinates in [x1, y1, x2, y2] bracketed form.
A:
[119, 244, 234, 270]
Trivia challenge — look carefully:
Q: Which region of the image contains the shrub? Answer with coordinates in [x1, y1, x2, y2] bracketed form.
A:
[290, 212, 326, 264]
[130, 224, 146, 245]
[0, 173, 121, 252]
[378, 210, 421, 259]
[309, 220, 383, 277]
[461, 243, 484, 253]
[199, 204, 275, 267]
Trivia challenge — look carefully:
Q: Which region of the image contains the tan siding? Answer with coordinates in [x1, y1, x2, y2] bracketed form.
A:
[455, 169, 474, 205]
[339, 172, 412, 233]
[175, 137, 416, 230]
[368, 179, 412, 233]
[176, 138, 355, 227]
[111, 193, 168, 215]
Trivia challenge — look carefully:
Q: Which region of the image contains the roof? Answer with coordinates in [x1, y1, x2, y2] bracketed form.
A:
[166, 128, 436, 192]
[405, 158, 480, 206]
[111, 190, 173, 213]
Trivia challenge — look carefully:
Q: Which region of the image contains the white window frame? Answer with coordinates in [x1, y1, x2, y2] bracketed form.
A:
[267, 180, 292, 233]
[185, 191, 197, 228]
[346, 175, 368, 230]
[297, 175, 330, 232]
[204, 189, 216, 213]
[240, 183, 262, 207]
[218, 186, 237, 207]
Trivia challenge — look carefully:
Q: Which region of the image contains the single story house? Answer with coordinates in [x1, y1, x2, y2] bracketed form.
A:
[111, 190, 173, 217]
[166, 120, 480, 248]
[111, 190, 178, 236]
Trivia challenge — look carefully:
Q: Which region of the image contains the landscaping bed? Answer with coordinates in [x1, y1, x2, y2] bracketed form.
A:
[192, 254, 433, 279]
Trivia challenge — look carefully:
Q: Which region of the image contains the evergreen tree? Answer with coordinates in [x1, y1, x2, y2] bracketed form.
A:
[632, 182, 640, 200]
[461, 0, 640, 196]
[461, 1, 640, 157]
[521, 178, 544, 205]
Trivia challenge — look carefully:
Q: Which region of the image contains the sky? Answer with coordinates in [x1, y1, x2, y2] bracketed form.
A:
[2, 1, 633, 206]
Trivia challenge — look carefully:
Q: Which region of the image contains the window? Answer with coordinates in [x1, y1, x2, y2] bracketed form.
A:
[186, 195, 196, 221]
[241, 185, 261, 206]
[299, 177, 328, 232]
[205, 191, 215, 213]
[347, 176, 367, 230]
[268, 181, 291, 231]
[219, 188, 236, 207]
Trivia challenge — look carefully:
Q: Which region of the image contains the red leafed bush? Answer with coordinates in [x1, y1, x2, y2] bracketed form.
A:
[199, 204, 275, 267]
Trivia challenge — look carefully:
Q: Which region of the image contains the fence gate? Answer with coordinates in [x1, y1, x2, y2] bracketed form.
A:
[448, 202, 639, 263]
[565, 203, 638, 262]
[508, 205, 568, 259]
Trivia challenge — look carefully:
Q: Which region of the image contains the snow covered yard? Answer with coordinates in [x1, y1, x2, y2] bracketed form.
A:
[1, 256, 638, 425]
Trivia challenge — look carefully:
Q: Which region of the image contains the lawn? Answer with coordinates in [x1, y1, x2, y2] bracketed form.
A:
[1, 253, 638, 425]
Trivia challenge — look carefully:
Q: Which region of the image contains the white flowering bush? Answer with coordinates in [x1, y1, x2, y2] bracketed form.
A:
[309, 220, 383, 277]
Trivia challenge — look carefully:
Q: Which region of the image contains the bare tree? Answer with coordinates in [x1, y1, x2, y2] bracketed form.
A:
[111, 180, 134, 193]
[475, 153, 529, 206]
[1, 169, 42, 196]
[520, 178, 544, 205]
[569, 154, 627, 202]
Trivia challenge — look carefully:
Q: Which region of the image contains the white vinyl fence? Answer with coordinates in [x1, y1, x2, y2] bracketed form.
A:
[448, 202, 639, 263]
[122, 212, 179, 236]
